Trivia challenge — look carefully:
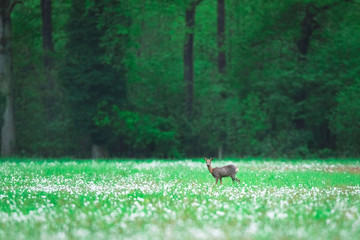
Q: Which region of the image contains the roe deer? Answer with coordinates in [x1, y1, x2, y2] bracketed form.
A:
[205, 157, 240, 185]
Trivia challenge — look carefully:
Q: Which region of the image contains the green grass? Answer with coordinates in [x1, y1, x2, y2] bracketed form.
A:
[1, 159, 360, 239]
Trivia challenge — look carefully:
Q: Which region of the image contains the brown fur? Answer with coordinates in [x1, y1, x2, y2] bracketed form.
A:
[205, 157, 240, 185]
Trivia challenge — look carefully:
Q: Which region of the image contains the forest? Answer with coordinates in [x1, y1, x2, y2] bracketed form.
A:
[1, 0, 360, 159]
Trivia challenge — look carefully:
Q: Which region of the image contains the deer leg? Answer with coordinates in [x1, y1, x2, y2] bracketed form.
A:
[215, 178, 218, 185]
[231, 176, 240, 184]
[220, 178, 222, 185]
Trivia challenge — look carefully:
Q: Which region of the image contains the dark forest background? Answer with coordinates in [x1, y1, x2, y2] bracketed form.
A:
[1, 0, 360, 159]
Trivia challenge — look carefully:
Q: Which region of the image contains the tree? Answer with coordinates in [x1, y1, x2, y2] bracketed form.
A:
[331, 80, 360, 155]
[184, 0, 203, 119]
[5, 0, 360, 158]
[41, 0, 54, 68]
[0, 0, 21, 157]
[217, 0, 225, 75]
[62, 0, 127, 158]
[41, 0, 60, 146]
[216, 0, 226, 158]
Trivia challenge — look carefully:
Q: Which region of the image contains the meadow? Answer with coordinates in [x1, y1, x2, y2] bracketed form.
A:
[0, 159, 360, 240]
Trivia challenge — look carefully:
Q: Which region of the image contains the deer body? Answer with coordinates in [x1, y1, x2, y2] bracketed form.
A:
[205, 157, 240, 185]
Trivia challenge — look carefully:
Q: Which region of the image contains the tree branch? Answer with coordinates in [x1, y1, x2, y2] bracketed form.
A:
[188, 0, 203, 8]
[317, 0, 353, 11]
[194, 0, 203, 6]
[7, 1, 22, 16]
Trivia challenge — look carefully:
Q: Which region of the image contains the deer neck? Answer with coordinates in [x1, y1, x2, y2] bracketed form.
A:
[207, 164, 213, 174]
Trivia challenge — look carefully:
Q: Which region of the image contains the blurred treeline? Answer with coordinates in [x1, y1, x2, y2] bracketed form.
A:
[8, 0, 360, 158]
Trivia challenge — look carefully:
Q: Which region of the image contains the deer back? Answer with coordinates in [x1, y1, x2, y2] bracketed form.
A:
[212, 164, 238, 178]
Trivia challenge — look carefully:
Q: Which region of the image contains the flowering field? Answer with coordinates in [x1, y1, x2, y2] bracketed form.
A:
[1, 159, 360, 240]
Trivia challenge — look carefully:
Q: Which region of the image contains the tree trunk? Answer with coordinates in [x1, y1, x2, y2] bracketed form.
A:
[184, 4, 196, 119]
[296, 5, 318, 61]
[217, 0, 226, 74]
[91, 144, 106, 159]
[1, 92, 15, 157]
[218, 145, 223, 160]
[293, 4, 318, 130]
[41, 0, 54, 68]
[183, 0, 203, 119]
[41, 0, 57, 140]
[0, 1, 16, 157]
[217, 0, 226, 158]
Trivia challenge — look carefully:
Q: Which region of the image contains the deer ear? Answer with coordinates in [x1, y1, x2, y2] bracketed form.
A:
[210, 157, 213, 161]
[204, 158, 207, 161]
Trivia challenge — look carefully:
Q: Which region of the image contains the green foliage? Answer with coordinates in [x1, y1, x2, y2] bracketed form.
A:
[237, 94, 269, 154]
[62, 0, 127, 147]
[95, 104, 179, 157]
[331, 80, 360, 155]
[11, 0, 75, 157]
[9, 0, 360, 157]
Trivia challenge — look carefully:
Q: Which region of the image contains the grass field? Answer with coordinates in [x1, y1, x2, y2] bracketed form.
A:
[1, 159, 360, 240]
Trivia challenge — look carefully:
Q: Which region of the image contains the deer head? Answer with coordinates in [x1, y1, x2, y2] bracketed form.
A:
[204, 157, 213, 167]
